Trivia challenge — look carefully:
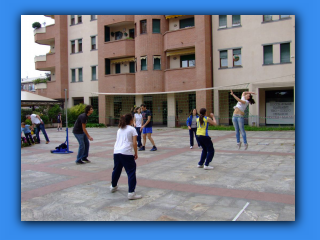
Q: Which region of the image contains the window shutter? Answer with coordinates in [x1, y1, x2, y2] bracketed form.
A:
[92, 66, 96, 80]
[264, 15, 272, 21]
[129, 62, 135, 73]
[154, 58, 161, 70]
[180, 18, 194, 29]
[105, 59, 110, 75]
[280, 43, 290, 63]
[219, 15, 227, 27]
[264, 45, 273, 64]
[78, 68, 82, 82]
[233, 49, 241, 55]
[115, 64, 121, 74]
[232, 15, 240, 25]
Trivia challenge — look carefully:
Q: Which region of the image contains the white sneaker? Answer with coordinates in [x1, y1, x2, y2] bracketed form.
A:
[244, 143, 248, 150]
[197, 165, 203, 168]
[190, 146, 193, 149]
[237, 142, 242, 150]
[110, 185, 118, 193]
[198, 146, 202, 149]
[204, 165, 214, 170]
[128, 192, 142, 200]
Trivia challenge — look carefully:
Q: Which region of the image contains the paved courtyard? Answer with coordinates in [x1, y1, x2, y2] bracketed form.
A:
[21, 127, 295, 221]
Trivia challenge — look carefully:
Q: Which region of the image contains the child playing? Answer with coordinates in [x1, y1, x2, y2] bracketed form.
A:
[110, 113, 142, 200]
[21, 122, 35, 146]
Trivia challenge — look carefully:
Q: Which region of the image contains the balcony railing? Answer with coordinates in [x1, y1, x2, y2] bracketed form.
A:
[164, 27, 196, 51]
[103, 39, 135, 58]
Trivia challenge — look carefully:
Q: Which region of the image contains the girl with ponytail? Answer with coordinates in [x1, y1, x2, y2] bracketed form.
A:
[111, 113, 142, 200]
[196, 108, 217, 170]
[230, 90, 256, 150]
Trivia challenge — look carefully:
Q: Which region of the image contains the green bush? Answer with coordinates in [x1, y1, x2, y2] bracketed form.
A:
[33, 78, 48, 84]
[32, 22, 41, 29]
[21, 108, 32, 122]
[48, 104, 62, 123]
[41, 115, 49, 124]
[25, 119, 32, 125]
[86, 123, 106, 128]
[87, 109, 99, 124]
[67, 104, 86, 126]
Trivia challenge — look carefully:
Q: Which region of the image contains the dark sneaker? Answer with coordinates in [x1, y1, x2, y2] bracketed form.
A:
[150, 146, 157, 151]
[82, 158, 91, 163]
[138, 146, 145, 151]
[76, 160, 86, 165]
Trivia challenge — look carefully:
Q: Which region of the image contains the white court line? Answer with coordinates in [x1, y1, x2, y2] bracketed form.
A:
[232, 202, 250, 221]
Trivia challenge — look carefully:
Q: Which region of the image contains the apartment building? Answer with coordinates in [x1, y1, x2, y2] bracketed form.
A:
[212, 15, 295, 126]
[33, 15, 294, 127]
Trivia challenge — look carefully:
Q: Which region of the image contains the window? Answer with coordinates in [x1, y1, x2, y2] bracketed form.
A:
[263, 45, 273, 64]
[115, 63, 121, 74]
[220, 50, 228, 68]
[78, 68, 83, 82]
[71, 40, 75, 53]
[280, 43, 290, 63]
[233, 49, 242, 67]
[91, 36, 96, 50]
[105, 59, 110, 75]
[152, 19, 160, 33]
[129, 28, 135, 39]
[280, 15, 290, 19]
[71, 69, 76, 82]
[78, 39, 82, 52]
[105, 26, 110, 42]
[129, 61, 135, 73]
[141, 56, 147, 70]
[91, 66, 97, 80]
[232, 15, 241, 26]
[181, 54, 195, 68]
[219, 15, 227, 28]
[71, 15, 75, 25]
[263, 15, 272, 22]
[153, 56, 161, 70]
[180, 17, 194, 29]
[91, 15, 96, 21]
[115, 31, 122, 40]
[78, 15, 82, 24]
[140, 20, 147, 34]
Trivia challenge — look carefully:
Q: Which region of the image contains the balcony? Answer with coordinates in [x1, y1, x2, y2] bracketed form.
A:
[164, 67, 196, 91]
[34, 53, 55, 71]
[99, 73, 135, 93]
[100, 15, 134, 26]
[103, 39, 135, 58]
[34, 24, 55, 45]
[164, 27, 196, 51]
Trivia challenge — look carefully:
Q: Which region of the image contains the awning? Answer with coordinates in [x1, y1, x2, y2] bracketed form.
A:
[110, 57, 135, 64]
[165, 15, 184, 19]
[21, 91, 60, 107]
[166, 48, 195, 56]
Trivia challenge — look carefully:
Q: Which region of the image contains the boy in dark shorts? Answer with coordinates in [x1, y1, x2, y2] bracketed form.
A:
[138, 103, 157, 151]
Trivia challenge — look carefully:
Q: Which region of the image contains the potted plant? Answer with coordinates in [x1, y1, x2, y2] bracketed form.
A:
[124, 32, 128, 37]
[32, 22, 41, 29]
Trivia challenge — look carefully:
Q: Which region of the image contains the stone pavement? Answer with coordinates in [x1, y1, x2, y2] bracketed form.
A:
[21, 127, 295, 221]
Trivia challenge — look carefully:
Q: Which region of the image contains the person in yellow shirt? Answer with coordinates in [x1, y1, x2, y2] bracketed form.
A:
[196, 108, 217, 170]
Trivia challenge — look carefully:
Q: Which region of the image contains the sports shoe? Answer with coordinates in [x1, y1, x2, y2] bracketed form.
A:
[244, 143, 248, 150]
[204, 165, 214, 170]
[198, 146, 202, 149]
[150, 146, 157, 151]
[82, 158, 91, 163]
[190, 146, 193, 149]
[197, 165, 203, 168]
[237, 142, 242, 150]
[76, 160, 86, 165]
[128, 192, 142, 200]
[46, 141, 50, 144]
[110, 185, 118, 193]
[138, 146, 145, 151]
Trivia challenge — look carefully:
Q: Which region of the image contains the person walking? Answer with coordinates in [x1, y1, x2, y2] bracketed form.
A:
[72, 105, 94, 165]
[196, 108, 217, 170]
[110, 113, 142, 200]
[186, 109, 201, 149]
[26, 114, 50, 144]
[138, 103, 157, 151]
[133, 107, 143, 148]
[230, 90, 256, 150]
[57, 112, 62, 131]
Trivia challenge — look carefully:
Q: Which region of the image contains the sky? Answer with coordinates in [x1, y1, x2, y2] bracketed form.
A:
[21, 15, 55, 79]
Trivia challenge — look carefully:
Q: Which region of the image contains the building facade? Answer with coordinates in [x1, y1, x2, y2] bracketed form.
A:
[33, 15, 295, 127]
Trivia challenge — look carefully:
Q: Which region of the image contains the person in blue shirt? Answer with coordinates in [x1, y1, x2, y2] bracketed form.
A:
[21, 122, 35, 146]
[186, 109, 201, 149]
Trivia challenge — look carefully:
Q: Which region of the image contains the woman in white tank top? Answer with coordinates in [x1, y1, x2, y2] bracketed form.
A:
[230, 90, 256, 150]
[133, 107, 143, 148]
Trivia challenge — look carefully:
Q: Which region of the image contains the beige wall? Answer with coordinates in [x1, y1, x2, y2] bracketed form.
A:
[68, 15, 98, 108]
[212, 15, 295, 125]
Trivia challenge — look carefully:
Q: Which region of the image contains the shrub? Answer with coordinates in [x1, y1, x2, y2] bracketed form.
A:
[40, 115, 49, 124]
[25, 119, 32, 125]
[21, 108, 32, 122]
[67, 104, 86, 126]
[32, 22, 41, 29]
[87, 109, 99, 124]
[33, 78, 48, 85]
[48, 104, 62, 123]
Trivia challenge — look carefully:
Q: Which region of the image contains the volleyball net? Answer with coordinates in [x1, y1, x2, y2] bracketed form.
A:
[90, 80, 295, 127]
